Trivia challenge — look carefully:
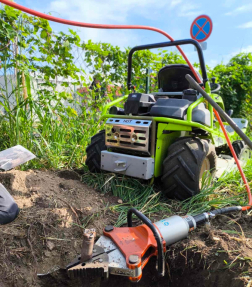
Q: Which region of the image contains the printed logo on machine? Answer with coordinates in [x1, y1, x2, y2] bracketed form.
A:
[160, 219, 169, 226]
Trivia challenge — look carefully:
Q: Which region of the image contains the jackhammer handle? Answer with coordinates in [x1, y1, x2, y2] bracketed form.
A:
[185, 74, 252, 150]
[127, 208, 165, 277]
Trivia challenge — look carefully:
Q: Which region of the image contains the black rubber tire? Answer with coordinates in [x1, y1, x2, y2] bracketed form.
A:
[161, 137, 217, 200]
[85, 130, 107, 173]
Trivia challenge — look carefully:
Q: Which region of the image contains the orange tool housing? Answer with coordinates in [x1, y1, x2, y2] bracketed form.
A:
[103, 224, 166, 282]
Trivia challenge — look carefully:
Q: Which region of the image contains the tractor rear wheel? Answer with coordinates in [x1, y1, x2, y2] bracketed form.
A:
[85, 130, 107, 173]
[161, 137, 217, 200]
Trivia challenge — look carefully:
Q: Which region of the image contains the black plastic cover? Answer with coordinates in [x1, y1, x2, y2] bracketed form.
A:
[124, 93, 155, 115]
[182, 89, 197, 102]
[109, 106, 125, 115]
[158, 64, 202, 92]
[150, 98, 190, 119]
[183, 89, 197, 95]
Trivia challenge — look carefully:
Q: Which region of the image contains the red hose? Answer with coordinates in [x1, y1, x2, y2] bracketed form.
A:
[214, 110, 252, 210]
[1, 0, 251, 210]
[0, 0, 202, 84]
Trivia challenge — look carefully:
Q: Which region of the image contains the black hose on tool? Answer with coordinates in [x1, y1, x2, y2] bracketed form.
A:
[210, 206, 242, 215]
[193, 206, 242, 226]
[127, 208, 165, 277]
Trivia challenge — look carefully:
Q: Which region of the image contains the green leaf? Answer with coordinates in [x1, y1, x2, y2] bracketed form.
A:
[66, 106, 78, 117]
[40, 30, 47, 39]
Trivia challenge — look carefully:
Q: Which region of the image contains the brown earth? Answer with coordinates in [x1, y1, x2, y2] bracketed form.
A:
[0, 170, 251, 287]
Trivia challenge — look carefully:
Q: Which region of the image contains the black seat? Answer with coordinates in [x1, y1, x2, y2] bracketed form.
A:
[151, 65, 210, 126]
[158, 64, 202, 93]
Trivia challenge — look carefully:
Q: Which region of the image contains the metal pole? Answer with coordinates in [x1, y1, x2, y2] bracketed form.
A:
[145, 68, 150, 94]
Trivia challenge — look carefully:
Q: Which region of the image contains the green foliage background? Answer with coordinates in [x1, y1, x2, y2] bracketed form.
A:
[0, 5, 251, 169]
[211, 54, 252, 123]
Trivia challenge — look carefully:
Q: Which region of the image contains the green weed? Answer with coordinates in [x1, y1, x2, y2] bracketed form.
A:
[82, 159, 252, 226]
[82, 171, 174, 226]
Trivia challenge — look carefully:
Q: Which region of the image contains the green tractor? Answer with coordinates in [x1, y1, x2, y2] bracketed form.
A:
[85, 39, 251, 200]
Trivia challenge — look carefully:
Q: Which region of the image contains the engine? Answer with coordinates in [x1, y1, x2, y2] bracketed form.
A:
[105, 118, 152, 155]
[101, 95, 155, 180]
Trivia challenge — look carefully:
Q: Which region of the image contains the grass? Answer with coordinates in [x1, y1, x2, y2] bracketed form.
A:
[182, 161, 252, 214]
[82, 159, 252, 226]
[0, 73, 107, 170]
[82, 170, 175, 226]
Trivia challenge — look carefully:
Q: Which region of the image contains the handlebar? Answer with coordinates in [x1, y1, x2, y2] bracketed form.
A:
[127, 39, 208, 90]
[127, 208, 165, 277]
[210, 83, 221, 93]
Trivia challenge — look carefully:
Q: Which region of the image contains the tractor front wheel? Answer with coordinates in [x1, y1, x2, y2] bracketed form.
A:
[161, 137, 217, 200]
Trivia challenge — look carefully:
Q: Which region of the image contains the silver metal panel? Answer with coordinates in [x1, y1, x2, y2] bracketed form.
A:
[96, 236, 141, 277]
[155, 215, 190, 245]
[105, 118, 151, 154]
[194, 41, 207, 50]
[224, 118, 248, 133]
[101, 151, 154, 180]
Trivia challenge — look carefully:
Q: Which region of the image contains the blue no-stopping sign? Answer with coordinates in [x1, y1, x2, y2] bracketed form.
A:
[190, 15, 213, 42]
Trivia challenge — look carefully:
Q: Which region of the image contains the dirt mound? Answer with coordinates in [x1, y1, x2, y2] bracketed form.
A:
[0, 169, 118, 287]
[0, 170, 251, 287]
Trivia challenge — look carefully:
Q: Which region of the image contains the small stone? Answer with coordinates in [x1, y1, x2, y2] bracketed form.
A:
[31, 187, 39, 193]
[47, 241, 55, 251]
[44, 250, 51, 257]
[118, 199, 123, 204]
[84, 206, 92, 211]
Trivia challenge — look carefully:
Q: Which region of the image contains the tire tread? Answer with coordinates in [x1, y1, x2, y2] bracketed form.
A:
[85, 130, 106, 173]
[161, 137, 217, 200]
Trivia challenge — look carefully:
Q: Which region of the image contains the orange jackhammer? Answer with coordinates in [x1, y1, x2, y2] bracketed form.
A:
[66, 207, 241, 282]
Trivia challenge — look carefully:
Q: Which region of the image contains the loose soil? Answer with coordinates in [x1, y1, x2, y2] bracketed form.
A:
[0, 170, 251, 287]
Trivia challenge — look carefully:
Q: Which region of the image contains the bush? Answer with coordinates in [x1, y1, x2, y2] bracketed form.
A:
[0, 5, 251, 169]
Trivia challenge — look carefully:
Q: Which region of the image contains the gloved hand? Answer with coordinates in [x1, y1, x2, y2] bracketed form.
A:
[0, 183, 19, 225]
